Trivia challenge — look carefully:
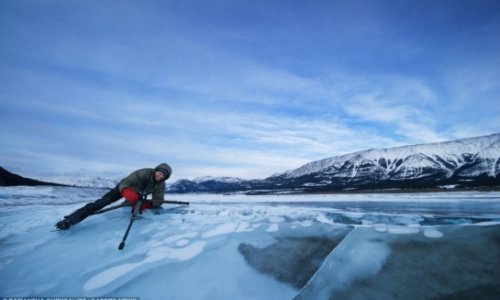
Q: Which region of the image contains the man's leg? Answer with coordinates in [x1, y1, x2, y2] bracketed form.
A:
[56, 186, 122, 230]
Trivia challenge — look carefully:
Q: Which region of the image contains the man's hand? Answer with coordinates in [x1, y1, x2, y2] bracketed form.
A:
[128, 199, 152, 214]
[140, 200, 152, 212]
[121, 188, 154, 213]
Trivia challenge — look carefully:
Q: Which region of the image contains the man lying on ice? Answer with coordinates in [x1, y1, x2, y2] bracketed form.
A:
[55, 163, 172, 230]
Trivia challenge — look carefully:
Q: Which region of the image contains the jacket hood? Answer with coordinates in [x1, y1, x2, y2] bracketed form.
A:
[155, 163, 172, 180]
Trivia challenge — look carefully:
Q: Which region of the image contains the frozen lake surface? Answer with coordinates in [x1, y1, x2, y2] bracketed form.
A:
[1, 187, 499, 299]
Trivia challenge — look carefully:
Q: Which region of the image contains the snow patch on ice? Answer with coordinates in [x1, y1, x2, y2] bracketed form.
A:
[373, 224, 388, 232]
[149, 241, 206, 261]
[176, 239, 190, 246]
[269, 216, 285, 223]
[265, 216, 286, 232]
[341, 211, 364, 218]
[236, 222, 250, 232]
[317, 214, 335, 225]
[202, 223, 238, 238]
[162, 231, 198, 244]
[267, 224, 279, 232]
[84, 263, 138, 291]
[423, 228, 444, 238]
[473, 220, 500, 226]
[301, 220, 313, 227]
[84, 241, 206, 291]
[387, 225, 420, 235]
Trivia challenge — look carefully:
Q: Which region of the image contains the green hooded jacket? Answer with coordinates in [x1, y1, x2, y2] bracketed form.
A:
[118, 163, 172, 207]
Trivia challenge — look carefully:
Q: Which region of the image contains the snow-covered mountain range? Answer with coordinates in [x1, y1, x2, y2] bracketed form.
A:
[168, 133, 500, 193]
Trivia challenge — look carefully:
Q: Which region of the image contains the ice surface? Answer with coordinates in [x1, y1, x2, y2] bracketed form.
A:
[0, 187, 499, 299]
[84, 240, 207, 290]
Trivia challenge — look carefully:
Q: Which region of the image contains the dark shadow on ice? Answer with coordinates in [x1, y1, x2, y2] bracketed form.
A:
[238, 228, 351, 289]
[295, 224, 500, 300]
[430, 283, 500, 300]
[419, 216, 492, 226]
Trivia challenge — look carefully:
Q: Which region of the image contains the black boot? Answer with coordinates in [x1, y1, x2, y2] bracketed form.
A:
[55, 218, 73, 230]
[55, 212, 81, 230]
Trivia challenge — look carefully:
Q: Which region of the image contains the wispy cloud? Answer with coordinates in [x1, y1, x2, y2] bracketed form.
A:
[1, 0, 499, 182]
[338, 73, 447, 143]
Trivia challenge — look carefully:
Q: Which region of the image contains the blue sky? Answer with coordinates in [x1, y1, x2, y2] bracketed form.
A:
[1, 0, 499, 183]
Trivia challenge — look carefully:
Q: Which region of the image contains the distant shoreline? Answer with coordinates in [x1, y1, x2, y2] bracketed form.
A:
[294, 186, 500, 194]
[239, 187, 500, 196]
[164, 186, 500, 196]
